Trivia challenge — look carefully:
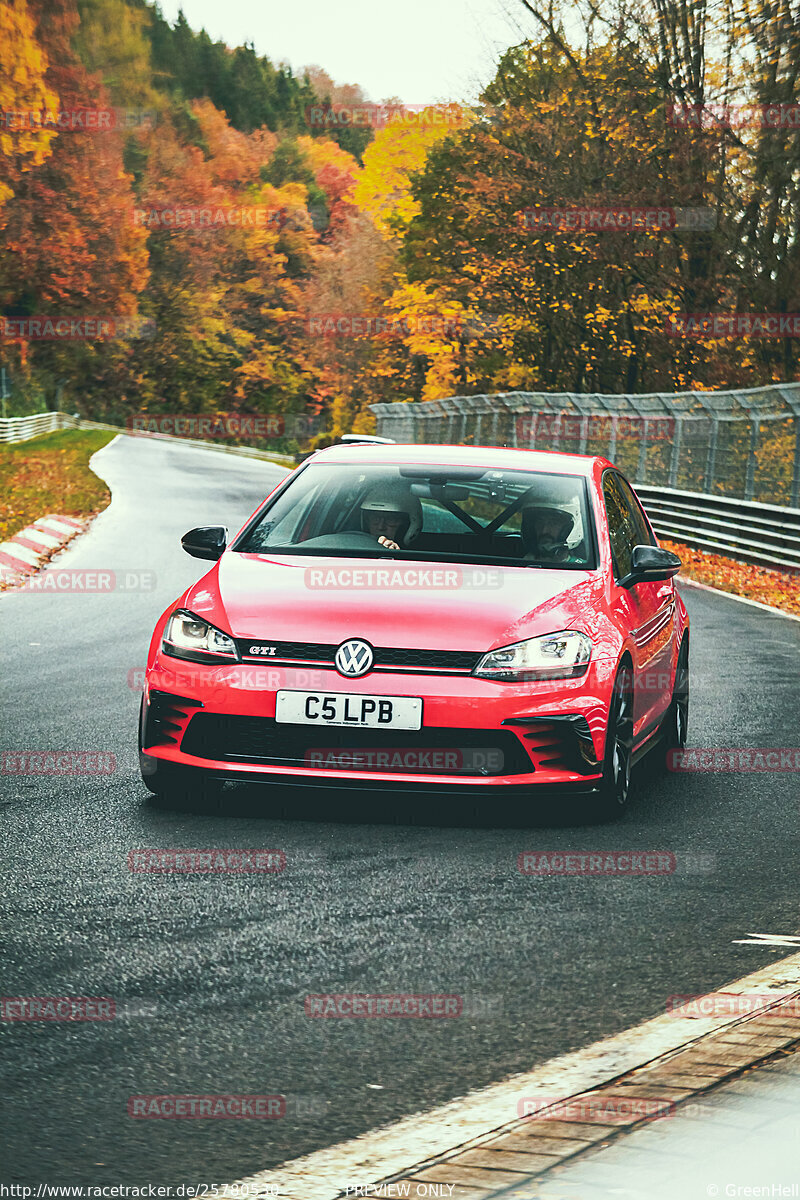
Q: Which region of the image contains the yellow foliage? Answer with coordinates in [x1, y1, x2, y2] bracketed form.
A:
[0, 0, 59, 209]
[352, 105, 471, 237]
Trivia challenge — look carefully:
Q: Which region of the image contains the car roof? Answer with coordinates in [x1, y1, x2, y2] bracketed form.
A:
[308, 442, 607, 477]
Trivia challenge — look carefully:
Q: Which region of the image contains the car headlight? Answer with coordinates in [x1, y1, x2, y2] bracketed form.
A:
[162, 610, 238, 661]
[473, 630, 591, 681]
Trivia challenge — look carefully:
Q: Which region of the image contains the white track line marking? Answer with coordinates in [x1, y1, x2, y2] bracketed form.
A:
[733, 933, 800, 947]
[217, 953, 800, 1200]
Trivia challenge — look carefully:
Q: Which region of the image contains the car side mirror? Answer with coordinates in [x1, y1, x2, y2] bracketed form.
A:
[624, 544, 681, 586]
[181, 526, 227, 561]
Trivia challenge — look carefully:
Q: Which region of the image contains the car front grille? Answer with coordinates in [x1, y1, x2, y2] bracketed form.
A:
[234, 640, 480, 674]
[180, 713, 532, 776]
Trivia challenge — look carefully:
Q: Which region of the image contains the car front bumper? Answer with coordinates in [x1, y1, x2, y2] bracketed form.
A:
[139, 652, 622, 791]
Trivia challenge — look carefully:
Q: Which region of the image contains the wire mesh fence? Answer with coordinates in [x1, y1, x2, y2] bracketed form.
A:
[370, 383, 800, 507]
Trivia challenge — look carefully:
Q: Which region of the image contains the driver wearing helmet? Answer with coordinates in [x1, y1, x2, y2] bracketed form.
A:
[521, 504, 576, 563]
[360, 483, 422, 550]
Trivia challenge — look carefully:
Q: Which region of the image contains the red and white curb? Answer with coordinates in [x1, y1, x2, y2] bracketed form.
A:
[0, 514, 86, 586]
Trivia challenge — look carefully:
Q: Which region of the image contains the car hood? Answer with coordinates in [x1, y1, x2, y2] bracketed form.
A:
[183, 552, 604, 652]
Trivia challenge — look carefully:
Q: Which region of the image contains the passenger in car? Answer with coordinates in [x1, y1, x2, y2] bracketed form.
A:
[360, 484, 423, 550]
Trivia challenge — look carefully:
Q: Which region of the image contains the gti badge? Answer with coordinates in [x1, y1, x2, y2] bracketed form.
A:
[335, 639, 374, 678]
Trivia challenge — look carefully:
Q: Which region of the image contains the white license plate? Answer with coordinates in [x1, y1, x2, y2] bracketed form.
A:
[275, 690, 422, 730]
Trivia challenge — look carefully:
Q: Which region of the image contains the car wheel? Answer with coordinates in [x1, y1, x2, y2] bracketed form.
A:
[663, 637, 689, 753]
[596, 663, 634, 818]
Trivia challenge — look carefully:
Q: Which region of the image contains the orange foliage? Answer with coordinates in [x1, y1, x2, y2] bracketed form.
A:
[664, 540, 800, 616]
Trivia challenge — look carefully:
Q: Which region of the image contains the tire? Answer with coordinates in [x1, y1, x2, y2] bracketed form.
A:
[662, 637, 689, 754]
[596, 663, 634, 819]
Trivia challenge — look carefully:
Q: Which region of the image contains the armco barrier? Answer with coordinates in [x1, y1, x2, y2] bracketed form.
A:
[634, 487, 800, 571]
[0, 411, 67, 443]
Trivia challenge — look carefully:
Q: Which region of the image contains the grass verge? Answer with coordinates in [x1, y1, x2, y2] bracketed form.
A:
[0, 429, 116, 543]
[664, 538, 800, 617]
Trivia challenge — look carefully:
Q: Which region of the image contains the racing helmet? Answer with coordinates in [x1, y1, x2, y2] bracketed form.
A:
[360, 482, 423, 544]
[521, 504, 575, 553]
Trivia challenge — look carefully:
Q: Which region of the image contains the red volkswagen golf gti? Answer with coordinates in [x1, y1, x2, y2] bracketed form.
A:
[139, 442, 688, 817]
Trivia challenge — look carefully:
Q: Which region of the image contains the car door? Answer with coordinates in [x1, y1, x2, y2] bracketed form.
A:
[602, 471, 675, 739]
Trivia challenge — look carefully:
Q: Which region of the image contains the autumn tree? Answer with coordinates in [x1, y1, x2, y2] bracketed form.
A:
[0, 0, 148, 408]
[0, 0, 58, 212]
[143, 7, 318, 135]
[107, 98, 320, 428]
[401, 36, 766, 394]
[302, 65, 373, 159]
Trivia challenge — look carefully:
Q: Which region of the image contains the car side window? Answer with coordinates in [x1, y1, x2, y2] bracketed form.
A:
[602, 472, 636, 580]
[616, 474, 655, 550]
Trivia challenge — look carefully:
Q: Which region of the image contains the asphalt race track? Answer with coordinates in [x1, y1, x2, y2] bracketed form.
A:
[2, 435, 799, 1186]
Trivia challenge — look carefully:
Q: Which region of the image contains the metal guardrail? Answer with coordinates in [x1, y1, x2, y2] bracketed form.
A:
[371, 386, 800, 571]
[634, 487, 800, 572]
[371, 383, 800, 508]
[0, 411, 67, 442]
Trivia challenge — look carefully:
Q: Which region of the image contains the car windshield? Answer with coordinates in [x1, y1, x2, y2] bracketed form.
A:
[235, 461, 596, 569]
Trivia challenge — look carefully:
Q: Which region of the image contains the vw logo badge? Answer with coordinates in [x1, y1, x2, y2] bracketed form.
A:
[335, 639, 374, 678]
